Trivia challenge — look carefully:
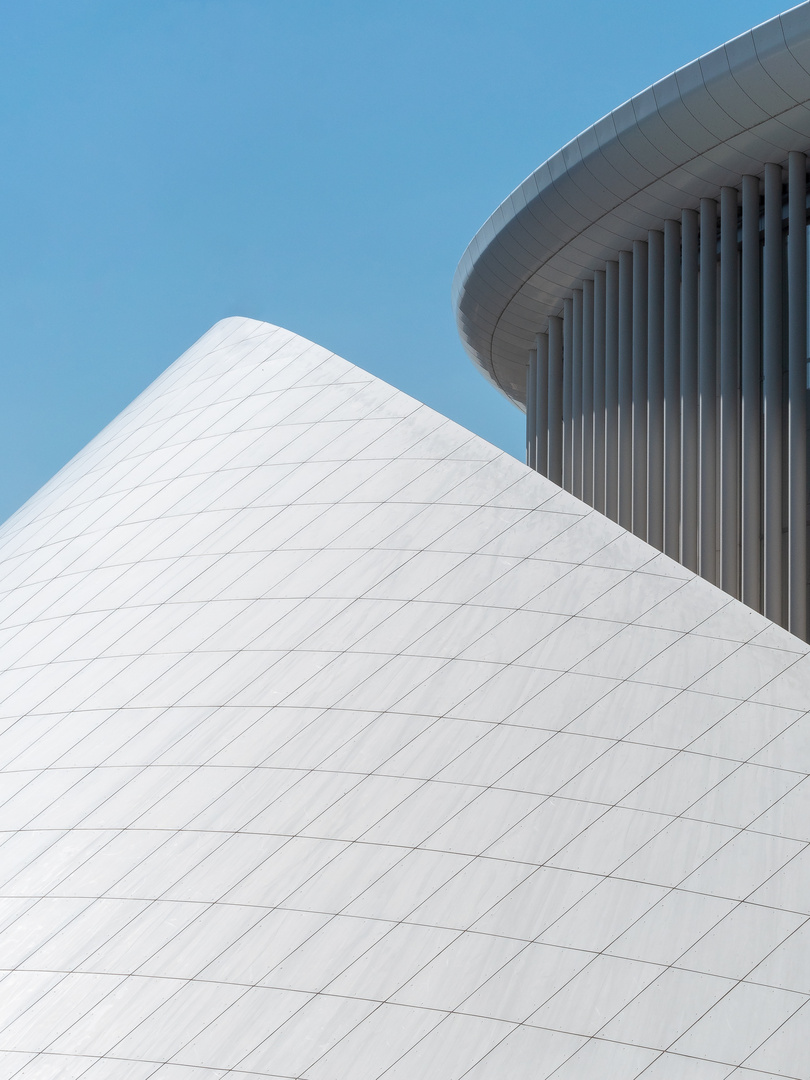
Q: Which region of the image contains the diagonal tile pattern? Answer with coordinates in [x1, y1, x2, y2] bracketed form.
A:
[0, 318, 810, 1077]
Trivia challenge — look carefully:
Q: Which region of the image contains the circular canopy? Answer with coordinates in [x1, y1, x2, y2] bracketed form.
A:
[453, 2, 810, 408]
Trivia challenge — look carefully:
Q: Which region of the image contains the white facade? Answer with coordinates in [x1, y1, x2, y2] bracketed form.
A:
[2, 317, 810, 1077]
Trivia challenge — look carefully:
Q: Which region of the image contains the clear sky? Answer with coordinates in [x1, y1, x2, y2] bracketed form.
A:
[0, 0, 793, 522]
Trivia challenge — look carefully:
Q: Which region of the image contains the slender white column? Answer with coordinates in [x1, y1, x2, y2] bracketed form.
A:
[526, 348, 538, 469]
[720, 187, 740, 598]
[536, 332, 549, 477]
[582, 280, 595, 506]
[563, 297, 574, 492]
[788, 151, 807, 638]
[763, 162, 783, 625]
[548, 316, 564, 486]
[572, 289, 584, 499]
[741, 174, 762, 611]
[699, 198, 718, 584]
[593, 270, 607, 514]
[648, 230, 665, 551]
[633, 240, 648, 539]
[605, 261, 620, 522]
[618, 249, 633, 531]
[664, 218, 681, 561]
[681, 207, 699, 573]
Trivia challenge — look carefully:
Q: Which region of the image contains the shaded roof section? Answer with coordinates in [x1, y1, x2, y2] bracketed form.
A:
[453, 2, 810, 407]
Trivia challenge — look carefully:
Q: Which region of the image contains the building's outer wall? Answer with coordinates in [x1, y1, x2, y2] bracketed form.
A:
[3, 320, 810, 1078]
[526, 167, 806, 635]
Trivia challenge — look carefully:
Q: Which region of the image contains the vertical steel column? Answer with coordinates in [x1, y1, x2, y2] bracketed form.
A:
[788, 151, 807, 638]
[572, 289, 584, 499]
[633, 240, 649, 539]
[699, 198, 718, 584]
[648, 230, 665, 550]
[720, 187, 740, 598]
[582, 279, 595, 506]
[741, 174, 762, 611]
[664, 218, 681, 561]
[526, 348, 538, 469]
[605, 261, 620, 522]
[563, 297, 574, 493]
[548, 316, 564, 486]
[536, 332, 549, 477]
[593, 270, 607, 514]
[763, 162, 783, 625]
[618, 249, 634, 531]
[681, 208, 700, 573]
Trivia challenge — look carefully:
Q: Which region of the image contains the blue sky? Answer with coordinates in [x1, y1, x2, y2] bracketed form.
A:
[0, 0, 792, 521]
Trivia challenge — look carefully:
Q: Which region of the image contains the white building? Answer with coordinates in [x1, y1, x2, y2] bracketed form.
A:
[4, 7, 810, 1080]
[454, 0, 810, 639]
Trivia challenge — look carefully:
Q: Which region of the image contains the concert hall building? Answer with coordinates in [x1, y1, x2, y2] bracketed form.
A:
[455, 3, 810, 639]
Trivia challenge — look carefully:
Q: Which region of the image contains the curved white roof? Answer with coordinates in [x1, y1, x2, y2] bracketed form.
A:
[453, 1, 810, 406]
[3, 319, 810, 1076]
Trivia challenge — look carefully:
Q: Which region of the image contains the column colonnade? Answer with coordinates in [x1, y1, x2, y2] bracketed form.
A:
[524, 158, 809, 637]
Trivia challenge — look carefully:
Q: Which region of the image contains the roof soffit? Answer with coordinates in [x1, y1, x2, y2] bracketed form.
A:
[454, 2, 810, 407]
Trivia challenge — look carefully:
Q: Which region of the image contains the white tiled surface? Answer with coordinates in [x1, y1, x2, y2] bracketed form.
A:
[1, 318, 810, 1077]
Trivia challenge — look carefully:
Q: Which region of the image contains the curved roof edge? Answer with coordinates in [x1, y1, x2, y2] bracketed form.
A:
[453, 2, 810, 407]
